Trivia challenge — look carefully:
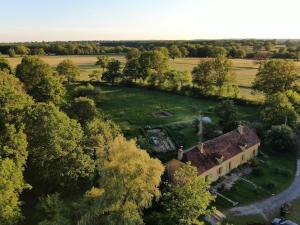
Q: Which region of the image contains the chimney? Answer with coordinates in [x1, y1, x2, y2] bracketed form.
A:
[237, 125, 244, 135]
[177, 146, 184, 161]
[198, 143, 205, 154]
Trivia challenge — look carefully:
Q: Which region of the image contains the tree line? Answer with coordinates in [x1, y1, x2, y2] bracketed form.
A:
[1, 39, 300, 60]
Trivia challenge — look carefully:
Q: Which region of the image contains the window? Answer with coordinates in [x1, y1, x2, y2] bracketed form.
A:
[253, 149, 256, 156]
[205, 175, 208, 182]
[218, 167, 223, 175]
[229, 161, 232, 170]
[241, 155, 245, 161]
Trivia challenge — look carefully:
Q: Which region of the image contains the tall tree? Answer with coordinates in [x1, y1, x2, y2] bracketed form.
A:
[16, 56, 66, 106]
[192, 56, 236, 95]
[253, 59, 298, 95]
[164, 70, 192, 90]
[0, 71, 33, 125]
[265, 125, 296, 153]
[35, 193, 71, 225]
[192, 60, 214, 93]
[78, 136, 164, 225]
[0, 58, 12, 73]
[31, 48, 45, 56]
[125, 48, 140, 61]
[212, 55, 234, 89]
[214, 100, 238, 133]
[8, 48, 16, 57]
[123, 58, 140, 83]
[0, 158, 30, 225]
[83, 118, 120, 157]
[16, 56, 52, 91]
[138, 50, 169, 82]
[169, 45, 182, 59]
[162, 163, 215, 225]
[102, 59, 122, 85]
[56, 59, 80, 82]
[68, 97, 98, 125]
[95, 56, 109, 73]
[179, 47, 189, 58]
[262, 92, 298, 129]
[0, 72, 32, 224]
[15, 45, 30, 55]
[25, 103, 94, 191]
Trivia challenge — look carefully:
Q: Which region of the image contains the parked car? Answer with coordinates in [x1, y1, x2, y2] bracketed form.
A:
[272, 218, 298, 225]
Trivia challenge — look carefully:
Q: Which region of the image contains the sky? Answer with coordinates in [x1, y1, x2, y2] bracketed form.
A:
[1, 0, 300, 42]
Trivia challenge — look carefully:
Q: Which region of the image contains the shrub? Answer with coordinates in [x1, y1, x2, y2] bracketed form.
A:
[253, 167, 265, 177]
[265, 125, 296, 153]
[231, 186, 238, 192]
[265, 182, 276, 190]
[250, 158, 260, 167]
[273, 168, 280, 175]
[272, 168, 292, 177]
[68, 97, 98, 124]
[280, 169, 292, 177]
[73, 84, 99, 97]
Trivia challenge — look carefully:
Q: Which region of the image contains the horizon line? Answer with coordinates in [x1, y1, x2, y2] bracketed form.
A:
[1, 38, 300, 44]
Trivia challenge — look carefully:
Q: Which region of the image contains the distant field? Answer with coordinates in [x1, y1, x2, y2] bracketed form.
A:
[5, 55, 261, 87]
[5, 55, 300, 101]
[4, 55, 126, 80]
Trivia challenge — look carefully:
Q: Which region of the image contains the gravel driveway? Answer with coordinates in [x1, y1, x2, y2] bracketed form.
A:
[230, 160, 300, 219]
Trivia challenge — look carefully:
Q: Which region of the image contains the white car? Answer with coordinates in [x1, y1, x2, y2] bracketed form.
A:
[272, 218, 298, 225]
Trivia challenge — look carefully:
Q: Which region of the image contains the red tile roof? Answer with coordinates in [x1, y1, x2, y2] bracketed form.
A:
[183, 126, 260, 174]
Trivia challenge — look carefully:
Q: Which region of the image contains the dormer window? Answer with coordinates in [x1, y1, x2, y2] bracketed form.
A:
[238, 143, 248, 151]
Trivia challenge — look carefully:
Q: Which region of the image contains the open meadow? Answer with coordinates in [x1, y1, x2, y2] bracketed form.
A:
[94, 85, 259, 150]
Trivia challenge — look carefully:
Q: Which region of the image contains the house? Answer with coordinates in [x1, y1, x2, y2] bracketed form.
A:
[167, 125, 260, 183]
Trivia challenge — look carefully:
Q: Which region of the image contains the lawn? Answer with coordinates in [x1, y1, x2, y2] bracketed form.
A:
[215, 149, 297, 209]
[94, 85, 259, 149]
[287, 198, 300, 223]
[225, 213, 266, 225]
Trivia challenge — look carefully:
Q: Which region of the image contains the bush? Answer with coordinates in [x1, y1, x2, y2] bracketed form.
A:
[253, 167, 265, 177]
[273, 168, 292, 177]
[73, 84, 99, 97]
[250, 158, 260, 167]
[68, 97, 98, 124]
[273, 167, 280, 175]
[265, 125, 296, 153]
[231, 186, 239, 192]
[280, 169, 292, 177]
[265, 182, 276, 190]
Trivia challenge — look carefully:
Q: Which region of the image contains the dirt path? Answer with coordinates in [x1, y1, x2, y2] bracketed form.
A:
[230, 160, 300, 218]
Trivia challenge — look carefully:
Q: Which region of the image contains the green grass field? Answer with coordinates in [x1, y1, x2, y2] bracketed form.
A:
[94, 85, 259, 148]
[287, 198, 300, 223]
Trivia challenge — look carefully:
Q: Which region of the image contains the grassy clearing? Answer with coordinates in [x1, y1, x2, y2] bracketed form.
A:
[216, 150, 297, 209]
[287, 198, 300, 223]
[94, 85, 259, 147]
[225, 213, 266, 225]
